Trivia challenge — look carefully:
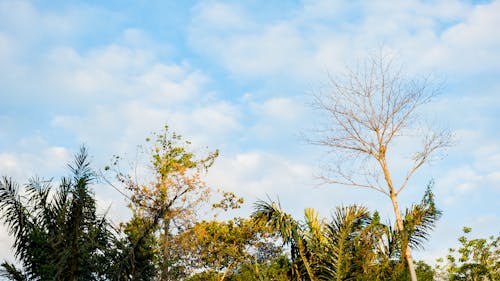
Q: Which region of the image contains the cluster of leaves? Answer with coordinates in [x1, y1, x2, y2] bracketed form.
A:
[103, 126, 221, 280]
[434, 227, 500, 281]
[0, 147, 114, 280]
[185, 218, 289, 281]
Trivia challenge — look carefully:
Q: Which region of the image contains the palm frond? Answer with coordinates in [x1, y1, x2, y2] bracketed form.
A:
[252, 199, 297, 244]
[0, 262, 27, 281]
[403, 182, 442, 250]
[319, 205, 372, 280]
[69, 146, 95, 185]
[0, 177, 32, 261]
[25, 177, 53, 230]
[0, 147, 116, 280]
[304, 208, 326, 244]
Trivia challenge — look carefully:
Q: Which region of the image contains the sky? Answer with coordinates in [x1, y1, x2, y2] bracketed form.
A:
[1, 0, 499, 265]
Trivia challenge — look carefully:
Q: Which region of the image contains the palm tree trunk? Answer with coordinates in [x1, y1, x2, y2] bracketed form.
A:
[297, 239, 316, 281]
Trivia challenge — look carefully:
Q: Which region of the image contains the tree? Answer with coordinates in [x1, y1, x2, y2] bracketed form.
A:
[414, 261, 435, 281]
[434, 227, 500, 281]
[109, 214, 158, 281]
[310, 51, 452, 281]
[107, 126, 218, 280]
[185, 217, 285, 281]
[253, 200, 318, 281]
[228, 255, 292, 281]
[0, 147, 114, 280]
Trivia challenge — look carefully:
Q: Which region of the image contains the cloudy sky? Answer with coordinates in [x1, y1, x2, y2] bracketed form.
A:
[1, 0, 499, 264]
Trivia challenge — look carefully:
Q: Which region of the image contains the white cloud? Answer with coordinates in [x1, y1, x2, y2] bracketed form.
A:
[44, 45, 152, 100]
[138, 63, 209, 103]
[437, 140, 500, 204]
[51, 102, 165, 156]
[206, 150, 314, 206]
[50, 97, 243, 162]
[27, 34, 224, 156]
[442, 1, 500, 47]
[417, 0, 500, 74]
[0, 225, 15, 264]
[190, 102, 242, 134]
[205, 147, 400, 219]
[0, 146, 71, 184]
[192, 2, 251, 31]
[245, 97, 308, 141]
[225, 23, 304, 76]
[188, 0, 500, 83]
[31, 39, 211, 110]
[0, 153, 20, 177]
[257, 97, 303, 121]
[190, 18, 307, 79]
[184, 2, 326, 79]
[300, 0, 351, 19]
[0, 0, 107, 49]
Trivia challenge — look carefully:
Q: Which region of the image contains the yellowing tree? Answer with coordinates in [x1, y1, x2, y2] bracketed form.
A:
[310, 52, 452, 281]
[111, 126, 218, 280]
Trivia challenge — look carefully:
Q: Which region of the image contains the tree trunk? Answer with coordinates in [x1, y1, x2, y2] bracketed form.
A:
[390, 192, 418, 281]
[297, 238, 317, 281]
[161, 218, 171, 281]
[381, 157, 418, 281]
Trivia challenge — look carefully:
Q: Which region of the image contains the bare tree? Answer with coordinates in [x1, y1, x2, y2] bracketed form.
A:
[310, 51, 452, 281]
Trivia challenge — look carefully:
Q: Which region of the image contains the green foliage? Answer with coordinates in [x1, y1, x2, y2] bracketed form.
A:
[184, 217, 285, 280]
[0, 147, 114, 280]
[212, 191, 244, 212]
[149, 125, 218, 177]
[109, 215, 158, 281]
[0, 262, 27, 281]
[253, 186, 441, 281]
[228, 255, 292, 281]
[415, 260, 436, 281]
[187, 255, 292, 281]
[107, 126, 219, 280]
[403, 183, 443, 251]
[434, 227, 500, 281]
[253, 199, 316, 280]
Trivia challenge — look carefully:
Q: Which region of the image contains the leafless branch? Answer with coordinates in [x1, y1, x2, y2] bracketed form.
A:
[396, 129, 453, 195]
[317, 175, 388, 196]
[310, 50, 451, 198]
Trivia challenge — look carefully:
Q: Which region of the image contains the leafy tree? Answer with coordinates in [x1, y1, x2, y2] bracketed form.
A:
[0, 147, 114, 280]
[434, 227, 499, 281]
[309, 51, 452, 281]
[109, 214, 158, 281]
[185, 217, 284, 281]
[226, 255, 292, 281]
[107, 125, 218, 280]
[414, 260, 435, 281]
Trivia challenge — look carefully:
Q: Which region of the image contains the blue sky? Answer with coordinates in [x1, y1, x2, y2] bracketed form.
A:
[1, 0, 499, 264]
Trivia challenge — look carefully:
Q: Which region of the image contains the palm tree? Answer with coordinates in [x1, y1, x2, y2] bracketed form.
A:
[0, 147, 113, 280]
[253, 184, 441, 281]
[253, 200, 318, 281]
